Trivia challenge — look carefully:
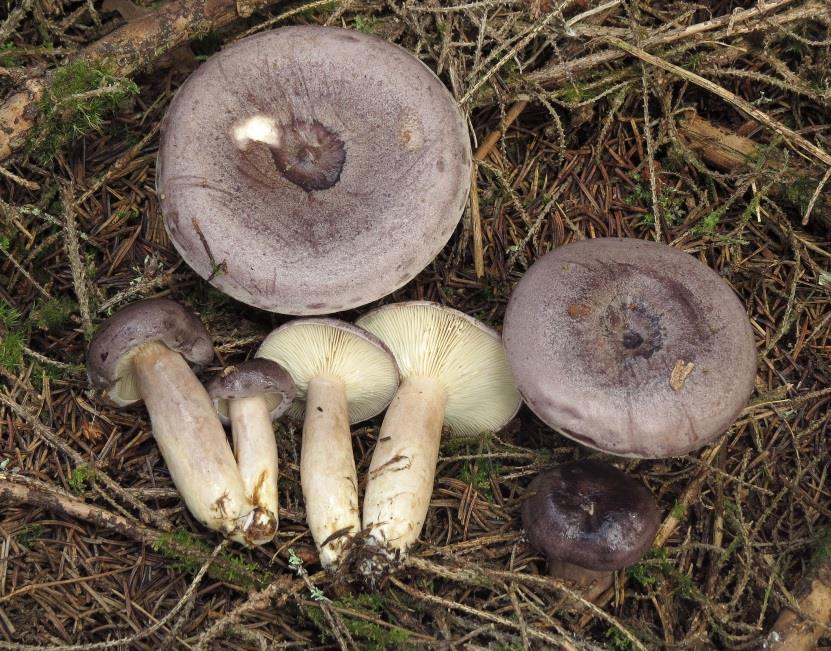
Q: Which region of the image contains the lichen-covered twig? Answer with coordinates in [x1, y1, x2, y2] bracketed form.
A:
[0, 0, 282, 162]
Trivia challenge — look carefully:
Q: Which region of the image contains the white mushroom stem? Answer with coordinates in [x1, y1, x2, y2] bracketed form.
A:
[300, 375, 360, 569]
[362, 376, 447, 557]
[228, 395, 279, 544]
[133, 341, 254, 543]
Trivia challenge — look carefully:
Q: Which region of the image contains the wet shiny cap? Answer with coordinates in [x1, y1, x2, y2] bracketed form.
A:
[504, 237, 757, 458]
[521, 459, 661, 570]
[207, 359, 297, 425]
[157, 26, 472, 315]
[86, 298, 214, 406]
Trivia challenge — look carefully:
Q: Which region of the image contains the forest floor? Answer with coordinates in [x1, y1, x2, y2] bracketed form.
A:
[1, 0, 830, 649]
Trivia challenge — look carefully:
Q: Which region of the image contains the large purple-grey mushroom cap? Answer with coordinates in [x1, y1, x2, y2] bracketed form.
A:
[87, 299, 214, 406]
[504, 238, 757, 458]
[521, 460, 661, 571]
[156, 26, 472, 315]
[207, 359, 297, 425]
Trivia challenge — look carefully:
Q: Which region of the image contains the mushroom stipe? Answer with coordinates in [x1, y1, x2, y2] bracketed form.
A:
[87, 299, 273, 545]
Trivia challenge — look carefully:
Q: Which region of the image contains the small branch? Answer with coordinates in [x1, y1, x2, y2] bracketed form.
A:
[0, 0, 284, 162]
[0, 390, 172, 530]
[0, 473, 157, 544]
[604, 35, 831, 168]
[526, 0, 815, 88]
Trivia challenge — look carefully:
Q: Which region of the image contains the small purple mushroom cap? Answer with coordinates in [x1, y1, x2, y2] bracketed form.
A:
[87, 299, 214, 406]
[156, 26, 472, 315]
[207, 359, 297, 425]
[521, 460, 661, 571]
[504, 238, 757, 458]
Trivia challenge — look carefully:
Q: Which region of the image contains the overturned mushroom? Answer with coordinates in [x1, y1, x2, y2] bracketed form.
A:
[522, 459, 661, 601]
[86, 299, 261, 544]
[504, 237, 757, 458]
[207, 359, 296, 544]
[157, 26, 471, 315]
[356, 302, 521, 573]
[256, 319, 399, 569]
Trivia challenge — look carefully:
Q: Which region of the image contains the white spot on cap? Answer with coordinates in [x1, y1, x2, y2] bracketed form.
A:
[233, 114, 281, 149]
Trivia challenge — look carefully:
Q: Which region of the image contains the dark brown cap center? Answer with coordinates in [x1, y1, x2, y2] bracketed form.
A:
[601, 298, 664, 361]
[268, 119, 345, 192]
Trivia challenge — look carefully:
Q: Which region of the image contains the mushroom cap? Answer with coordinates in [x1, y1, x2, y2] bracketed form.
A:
[86, 298, 214, 406]
[503, 238, 757, 458]
[207, 359, 297, 425]
[156, 26, 472, 315]
[256, 318, 399, 423]
[355, 301, 522, 436]
[521, 459, 661, 571]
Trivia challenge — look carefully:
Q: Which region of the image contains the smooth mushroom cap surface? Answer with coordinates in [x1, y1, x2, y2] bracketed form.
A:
[157, 26, 472, 315]
[521, 459, 661, 571]
[207, 359, 297, 425]
[504, 238, 757, 458]
[87, 298, 214, 406]
[255, 319, 399, 422]
[355, 301, 522, 435]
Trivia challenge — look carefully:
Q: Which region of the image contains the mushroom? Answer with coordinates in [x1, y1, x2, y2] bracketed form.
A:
[207, 359, 296, 544]
[86, 299, 261, 543]
[256, 319, 399, 569]
[503, 237, 757, 458]
[355, 302, 522, 571]
[156, 26, 471, 315]
[521, 459, 661, 600]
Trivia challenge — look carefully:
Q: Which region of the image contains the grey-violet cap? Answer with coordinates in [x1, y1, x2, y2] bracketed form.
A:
[521, 459, 661, 571]
[87, 298, 214, 406]
[256, 319, 399, 423]
[503, 238, 757, 458]
[156, 26, 472, 315]
[207, 359, 297, 425]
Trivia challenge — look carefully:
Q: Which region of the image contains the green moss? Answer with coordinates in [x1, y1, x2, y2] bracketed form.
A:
[606, 627, 632, 650]
[812, 527, 831, 569]
[15, 523, 44, 548]
[458, 458, 503, 502]
[151, 529, 272, 589]
[0, 299, 25, 371]
[31, 296, 76, 331]
[0, 43, 23, 67]
[784, 175, 816, 214]
[26, 60, 139, 163]
[68, 465, 92, 493]
[627, 548, 672, 589]
[691, 211, 721, 235]
[307, 593, 412, 649]
[354, 15, 377, 33]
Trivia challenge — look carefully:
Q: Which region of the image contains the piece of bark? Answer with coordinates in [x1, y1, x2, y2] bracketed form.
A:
[678, 112, 830, 230]
[764, 553, 831, 650]
[677, 113, 759, 171]
[0, 0, 281, 162]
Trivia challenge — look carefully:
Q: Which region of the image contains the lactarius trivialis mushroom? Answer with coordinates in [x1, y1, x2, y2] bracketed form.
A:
[156, 26, 471, 315]
[522, 459, 661, 600]
[356, 302, 521, 570]
[87, 299, 261, 544]
[207, 359, 296, 544]
[256, 319, 399, 569]
[504, 238, 757, 458]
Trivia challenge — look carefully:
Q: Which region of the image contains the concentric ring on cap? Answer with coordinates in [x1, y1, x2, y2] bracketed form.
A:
[504, 238, 757, 457]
